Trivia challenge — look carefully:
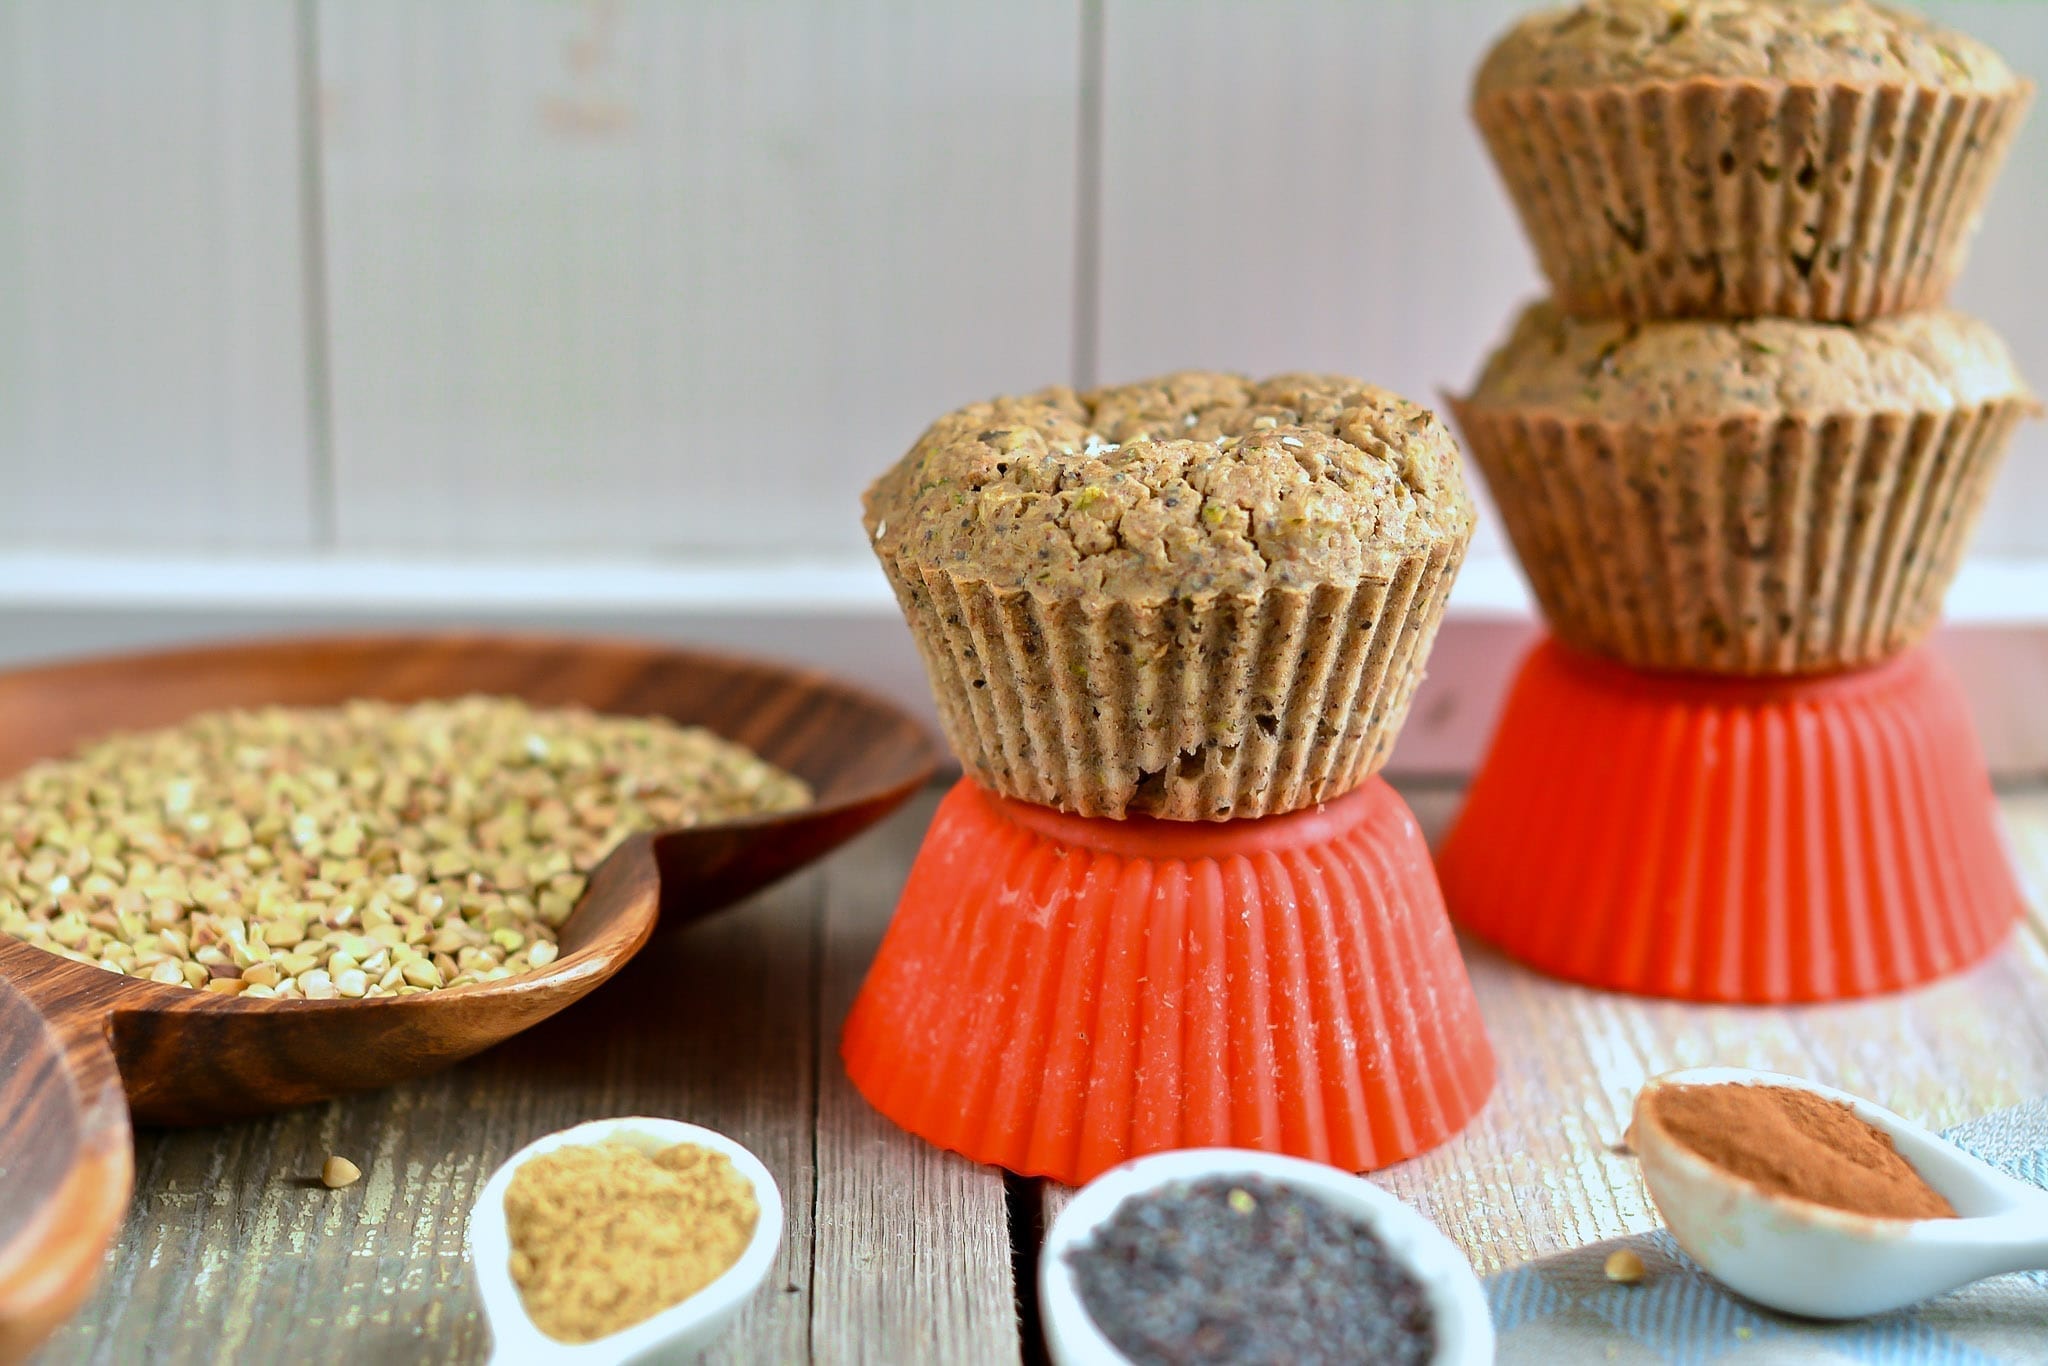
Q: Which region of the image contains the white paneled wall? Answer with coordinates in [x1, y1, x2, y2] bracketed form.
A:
[0, 0, 2041, 643]
[1926, 1, 2048, 556]
[1095, 0, 1545, 558]
[317, 0, 1081, 557]
[0, 1, 315, 548]
[1095, 0, 2047, 562]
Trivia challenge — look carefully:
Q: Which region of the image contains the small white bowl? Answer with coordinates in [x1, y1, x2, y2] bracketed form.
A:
[1040, 1148, 1494, 1366]
[467, 1117, 784, 1366]
[1633, 1066, 2048, 1319]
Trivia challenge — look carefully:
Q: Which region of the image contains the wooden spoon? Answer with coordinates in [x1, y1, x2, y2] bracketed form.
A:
[0, 632, 937, 1362]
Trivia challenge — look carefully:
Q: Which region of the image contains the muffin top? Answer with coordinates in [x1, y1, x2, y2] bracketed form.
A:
[1474, 0, 2017, 96]
[864, 372, 1474, 601]
[1463, 300, 2031, 423]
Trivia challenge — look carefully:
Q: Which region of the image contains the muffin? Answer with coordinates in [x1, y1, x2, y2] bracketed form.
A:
[1473, 0, 2030, 321]
[865, 373, 1476, 820]
[1452, 301, 2035, 674]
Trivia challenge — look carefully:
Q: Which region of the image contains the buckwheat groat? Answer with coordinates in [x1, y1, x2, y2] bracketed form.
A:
[0, 697, 811, 995]
[865, 372, 1476, 820]
[1452, 302, 2035, 674]
[1472, 0, 2030, 321]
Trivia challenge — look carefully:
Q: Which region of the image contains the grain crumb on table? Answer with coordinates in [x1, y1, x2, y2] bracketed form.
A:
[28, 783, 2048, 1363]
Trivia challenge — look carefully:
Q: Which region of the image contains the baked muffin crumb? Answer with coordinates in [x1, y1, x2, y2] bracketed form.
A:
[1465, 302, 2032, 423]
[864, 371, 1476, 819]
[865, 373, 1473, 602]
[1454, 303, 2035, 676]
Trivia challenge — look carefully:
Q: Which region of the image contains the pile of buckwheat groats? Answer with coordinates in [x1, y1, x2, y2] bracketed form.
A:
[0, 696, 811, 999]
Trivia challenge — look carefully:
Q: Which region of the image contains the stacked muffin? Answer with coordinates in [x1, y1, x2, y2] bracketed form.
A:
[864, 373, 1476, 819]
[1457, 0, 2035, 675]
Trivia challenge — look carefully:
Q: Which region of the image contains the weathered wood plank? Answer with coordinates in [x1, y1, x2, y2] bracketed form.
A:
[37, 783, 2048, 1362]
[1040, 784, 2048, 1280]
[812, 790, 1023, 1366]
[2000, 786, 2048, 943]
[37, 865, 826, 1364]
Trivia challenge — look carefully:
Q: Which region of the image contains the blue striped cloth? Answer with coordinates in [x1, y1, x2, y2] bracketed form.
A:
[1485, 1100, 2048, 1364]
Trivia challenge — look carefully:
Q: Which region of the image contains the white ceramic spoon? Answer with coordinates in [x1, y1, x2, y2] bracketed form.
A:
[1039, 1147, 1494, 1366]
[466, 1117, 783, 1366]
[1632, 1067, 2048, 1320]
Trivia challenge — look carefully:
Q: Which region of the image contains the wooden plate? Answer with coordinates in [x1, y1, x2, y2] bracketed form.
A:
[0, 632, 937, 1362]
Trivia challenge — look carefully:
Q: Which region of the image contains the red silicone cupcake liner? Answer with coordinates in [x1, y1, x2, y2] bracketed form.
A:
[1439, 639, 2022, 1003]
[842, 777, 1495, 1185]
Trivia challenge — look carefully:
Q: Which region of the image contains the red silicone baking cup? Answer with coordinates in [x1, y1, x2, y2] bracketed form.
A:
[1439, 638, 2022, 1003]
[841, 777, 1494, 1186]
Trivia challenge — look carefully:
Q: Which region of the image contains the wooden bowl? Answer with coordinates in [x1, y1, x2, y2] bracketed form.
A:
[0, 633, 937, 933]
[0, 632, 936, 1362]
[0, 969, 130, 1366]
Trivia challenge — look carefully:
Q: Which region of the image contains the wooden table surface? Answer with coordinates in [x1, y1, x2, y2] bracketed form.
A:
[35, 781, 2048, 1365]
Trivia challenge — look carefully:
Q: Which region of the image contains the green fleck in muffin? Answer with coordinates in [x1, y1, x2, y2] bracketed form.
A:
[865, 372, 1476, 819]
[1472, 0, 2030, 321]
[1452, 301, 2036, 673]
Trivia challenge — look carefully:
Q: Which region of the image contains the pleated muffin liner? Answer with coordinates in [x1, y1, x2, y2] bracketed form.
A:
[1439, 640, 2020, 1003]
[1450, 395, 2033, 675]
[873, 540, 1465, 821]
[1473, 79, 2031, 322]
[842, 776, 1496, 1182]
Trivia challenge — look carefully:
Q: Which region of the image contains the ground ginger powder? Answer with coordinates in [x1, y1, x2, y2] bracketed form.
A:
[504, 1140, 760, 1343]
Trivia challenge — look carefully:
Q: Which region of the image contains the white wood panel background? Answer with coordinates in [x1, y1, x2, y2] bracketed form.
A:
[1094, 0, 2048, 561]
[317, 0, 1081, 557]
[0, 0, 2042, 769]
[1, 0, 2039, 560]
[0, 0, 315, 548]
[1094, 0, 1541, 560]
[1926, 1, 2048, 556]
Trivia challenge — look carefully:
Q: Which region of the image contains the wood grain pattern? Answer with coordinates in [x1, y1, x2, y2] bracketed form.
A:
[0, 832, 659, 1362]
[0, 0, 316, 550]
[1043, 785, 2048, 1275]
[314, 0, 1082, 559]
[12, 598, 2048, 790]
[0, 835, 656, 1129]
[0, 632, 934, 1360]
[812, 790, 1021, 1366]
[33, 795, 1029, 1366]
[0, 977, 130, 1366]
[29, 782, 2048, 1363]
[34, 861, 831, 1366]
[0, 633, 933, 1117]
[0, 633, 938, 936]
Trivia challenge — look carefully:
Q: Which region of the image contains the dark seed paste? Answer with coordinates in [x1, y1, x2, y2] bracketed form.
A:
[1064, 1176, 1436, 1366]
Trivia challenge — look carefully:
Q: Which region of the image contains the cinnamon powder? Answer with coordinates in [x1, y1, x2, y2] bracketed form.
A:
[1647, 1083, 1956, 1221]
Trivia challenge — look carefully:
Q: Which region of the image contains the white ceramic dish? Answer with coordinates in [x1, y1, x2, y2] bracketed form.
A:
[1633, 1067, 2048, 1319]
[1039, 1147, 1494, 1366]
[466, 1117, 784, 1366]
